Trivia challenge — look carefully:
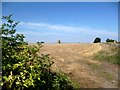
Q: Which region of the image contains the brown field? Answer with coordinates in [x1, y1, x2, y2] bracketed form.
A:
[39, 43, 118, 88]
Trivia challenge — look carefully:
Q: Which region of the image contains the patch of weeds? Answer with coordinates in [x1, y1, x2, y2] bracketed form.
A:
[93, 50, 120, 65]
[100, 71, 114, 80]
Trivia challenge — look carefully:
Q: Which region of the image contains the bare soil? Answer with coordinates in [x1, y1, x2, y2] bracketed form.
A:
[39, 43, 118, 88]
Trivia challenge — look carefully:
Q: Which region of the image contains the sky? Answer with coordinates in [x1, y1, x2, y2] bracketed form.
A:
[2, 2, 118, 43]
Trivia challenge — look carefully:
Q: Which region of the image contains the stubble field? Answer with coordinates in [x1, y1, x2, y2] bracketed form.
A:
[39, 43, 119, 88]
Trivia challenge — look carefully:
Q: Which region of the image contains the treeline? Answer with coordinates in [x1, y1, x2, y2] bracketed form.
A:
[93, 37, 117, 43]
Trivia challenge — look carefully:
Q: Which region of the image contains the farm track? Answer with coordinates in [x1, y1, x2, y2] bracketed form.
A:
[40, 43, 118, 88]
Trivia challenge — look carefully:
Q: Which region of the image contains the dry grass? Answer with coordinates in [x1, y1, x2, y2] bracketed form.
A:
[38, 43, 118, 88]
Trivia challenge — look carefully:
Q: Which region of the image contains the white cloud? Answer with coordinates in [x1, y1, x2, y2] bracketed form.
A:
[17, 31, 60, 36]
[18, 21, 118, 38]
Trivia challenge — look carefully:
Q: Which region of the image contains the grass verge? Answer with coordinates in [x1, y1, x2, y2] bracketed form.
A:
[93, 47, 120, 65]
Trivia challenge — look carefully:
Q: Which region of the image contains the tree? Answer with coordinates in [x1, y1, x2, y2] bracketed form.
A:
[106, 38, 116, 43]
[37, 42, 44, 45]
[1, 15, 77, 89]
[93, 37, 101, 43]
[37, 42, 41, 45]
[58, 40, 61, 44]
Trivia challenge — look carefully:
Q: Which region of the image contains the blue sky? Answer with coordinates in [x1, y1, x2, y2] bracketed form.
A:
[2, 2, 118, 43]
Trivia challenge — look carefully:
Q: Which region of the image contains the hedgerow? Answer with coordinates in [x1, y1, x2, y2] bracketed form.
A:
[1, 15, 78, 90]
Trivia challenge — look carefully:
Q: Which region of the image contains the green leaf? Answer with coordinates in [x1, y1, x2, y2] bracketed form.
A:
[16, 81, 20, 85]
[0, 82, 3, 86]
[3, 76, 8, 81]
[38, 77, 40, 80]
[23, 84, 28, 87]
[8, 19, 13, 23]
[9, 29, 16, 34]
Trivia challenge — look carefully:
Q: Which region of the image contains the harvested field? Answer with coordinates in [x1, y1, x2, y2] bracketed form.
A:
[40, 43, 118, 88]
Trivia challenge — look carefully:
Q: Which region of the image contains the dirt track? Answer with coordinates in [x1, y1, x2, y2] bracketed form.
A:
[40, 43, 118, 88]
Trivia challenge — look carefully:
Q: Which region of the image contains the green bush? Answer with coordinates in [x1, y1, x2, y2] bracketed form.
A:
[106, 38, 116, 43]
[1, 15, 78, 90]
[93, 37, 101, 43]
